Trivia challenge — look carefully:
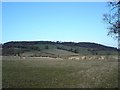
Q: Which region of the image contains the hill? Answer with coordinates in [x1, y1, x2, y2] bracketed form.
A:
[2, 41, 118, 57]
[0, 44, 2, 56]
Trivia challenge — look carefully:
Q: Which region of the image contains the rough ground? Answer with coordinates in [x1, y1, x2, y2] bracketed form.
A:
[2, 56, 118, 88]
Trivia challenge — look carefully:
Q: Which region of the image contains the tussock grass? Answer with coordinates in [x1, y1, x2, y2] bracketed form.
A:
[2, 56, 118, 88]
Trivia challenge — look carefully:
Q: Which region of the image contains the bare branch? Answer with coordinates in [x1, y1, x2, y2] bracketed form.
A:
[103, 1, 119, 39]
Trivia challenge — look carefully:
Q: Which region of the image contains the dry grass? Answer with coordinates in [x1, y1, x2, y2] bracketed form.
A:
[2, 56, 118, 88]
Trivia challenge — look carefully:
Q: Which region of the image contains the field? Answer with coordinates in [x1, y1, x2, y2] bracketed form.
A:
[2, 56, 118, 88]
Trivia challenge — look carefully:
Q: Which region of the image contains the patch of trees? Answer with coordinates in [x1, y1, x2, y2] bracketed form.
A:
[87, 49, 98, 55]
[3, 41, 117, 50]
[57, 47, 79, 53]
[2, 42, 41, 56]
[2, 48, 24, 56]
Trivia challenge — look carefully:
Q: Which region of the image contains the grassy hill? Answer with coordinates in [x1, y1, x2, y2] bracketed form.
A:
[0, 44, 2, 56]
[2, 41, 118, 88]
[2, 41, 118, 57]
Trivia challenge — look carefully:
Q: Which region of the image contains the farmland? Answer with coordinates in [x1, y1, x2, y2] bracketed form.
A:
[2, 41, 119, 88]
[2, 56, 118, 88]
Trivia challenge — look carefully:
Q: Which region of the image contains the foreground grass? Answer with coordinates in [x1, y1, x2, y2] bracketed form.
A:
[2, 56, 118, 88]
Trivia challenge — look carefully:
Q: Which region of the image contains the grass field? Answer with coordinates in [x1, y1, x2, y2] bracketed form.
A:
[2, 56, 118, 88]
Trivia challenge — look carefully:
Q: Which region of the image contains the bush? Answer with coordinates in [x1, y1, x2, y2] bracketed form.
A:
[45, 46, 49, 49]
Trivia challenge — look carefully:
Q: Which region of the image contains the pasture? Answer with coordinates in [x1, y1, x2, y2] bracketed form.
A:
[2, 56, 118, 88]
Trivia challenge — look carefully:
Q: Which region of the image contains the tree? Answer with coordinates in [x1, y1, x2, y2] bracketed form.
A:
[74, 49, 78, 53]
[57, 47, 61, 49]
[69, 48, 73, 52]
[103, 1, 120, 49]
[45, 45, 49, 49]
[103, 1, 120, 40]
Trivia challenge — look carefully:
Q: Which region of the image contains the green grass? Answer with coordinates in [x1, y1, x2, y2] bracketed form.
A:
[21, 48, 78, 58]
[43, 49, 78, 56]
[0, 57, 2, 89]
[2, 56, 118, 88]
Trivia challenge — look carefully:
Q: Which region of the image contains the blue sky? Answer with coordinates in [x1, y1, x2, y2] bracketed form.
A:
[2, 2, 118, 47]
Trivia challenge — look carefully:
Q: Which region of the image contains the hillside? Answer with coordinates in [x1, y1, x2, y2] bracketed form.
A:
[0, 44, 2, 56]
[2, 41, 118, 57]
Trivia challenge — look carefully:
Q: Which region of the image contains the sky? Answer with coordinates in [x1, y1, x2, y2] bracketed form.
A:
[2, 2, 118, 48]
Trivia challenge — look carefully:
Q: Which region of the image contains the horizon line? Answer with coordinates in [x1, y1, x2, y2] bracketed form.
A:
[1, 40, 118, 48]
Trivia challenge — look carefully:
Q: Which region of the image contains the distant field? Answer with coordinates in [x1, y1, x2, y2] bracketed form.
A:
[2, 56, 118, 88]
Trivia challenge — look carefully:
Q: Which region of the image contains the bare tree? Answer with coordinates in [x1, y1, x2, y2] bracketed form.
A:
[103, 1, 120, 38]
[103, 1, 120, 48]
